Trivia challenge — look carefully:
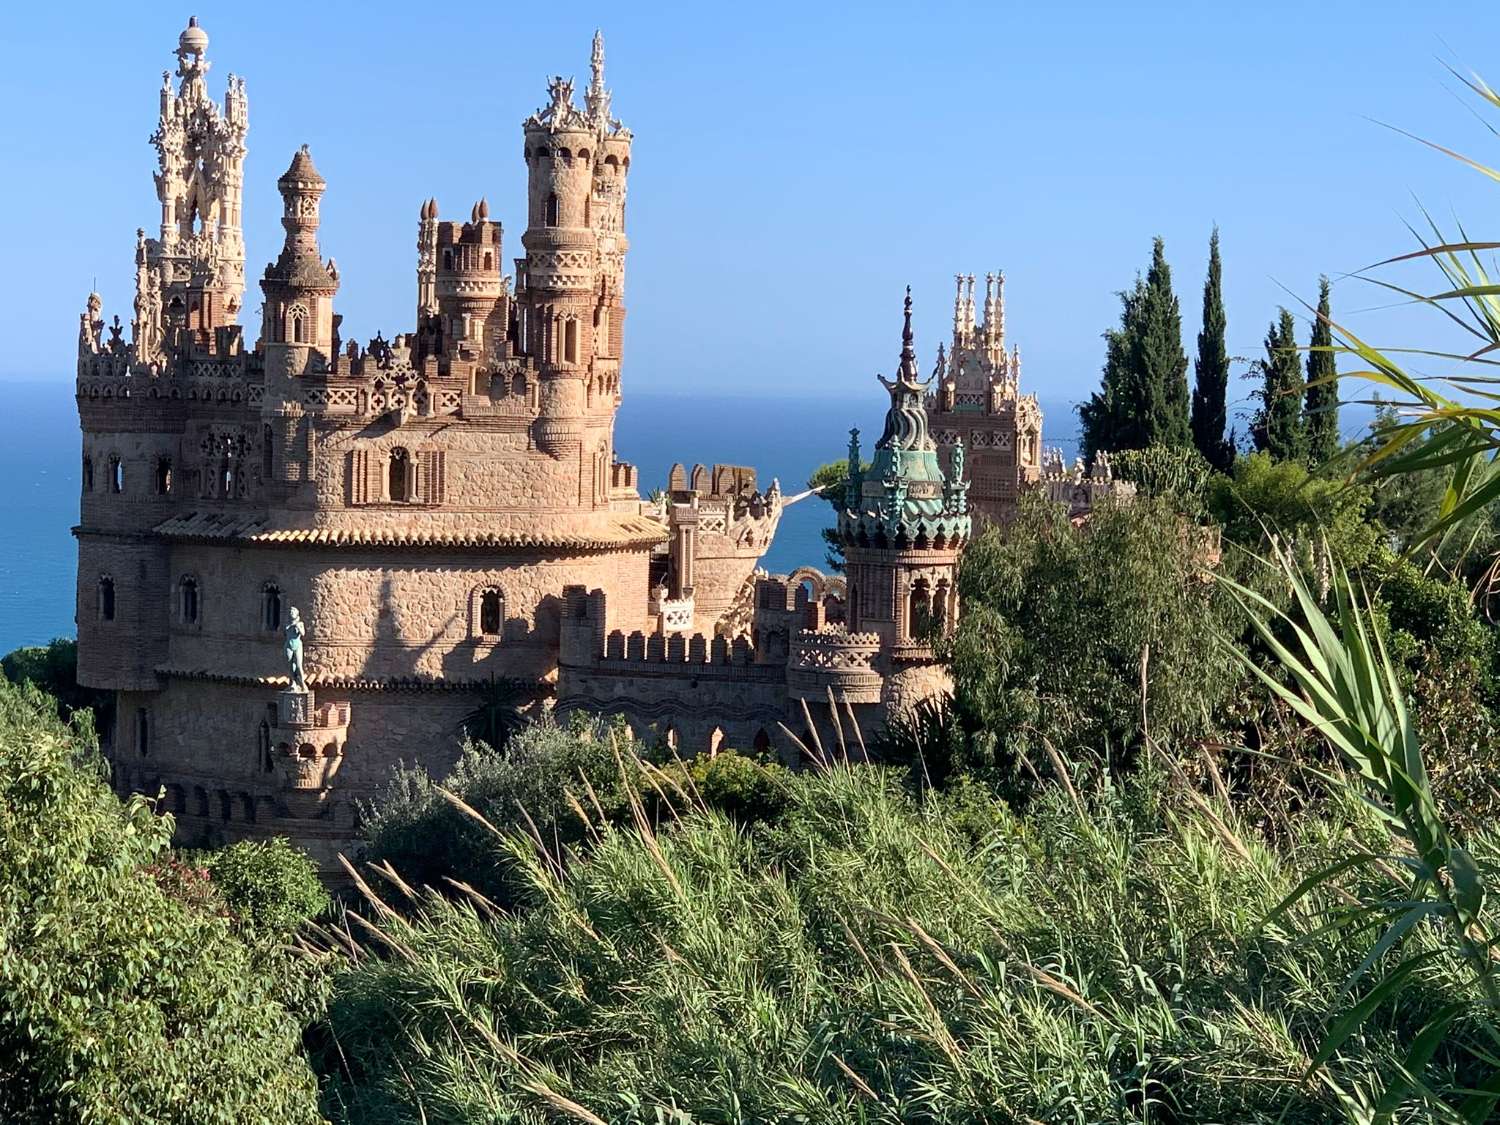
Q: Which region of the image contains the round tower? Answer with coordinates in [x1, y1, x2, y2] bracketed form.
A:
[260, 145, 339, 381]
[840, 290, 972, 709]
[519, 33, 632, 464]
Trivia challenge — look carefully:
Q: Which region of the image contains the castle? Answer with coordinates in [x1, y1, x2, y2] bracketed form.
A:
[74, 19, 986, 872]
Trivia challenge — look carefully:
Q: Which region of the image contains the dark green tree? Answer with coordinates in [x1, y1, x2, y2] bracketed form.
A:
[1191, 228, 1233, 470]
[1138, 235, 1193, 449]
[1253, 307, 1306, 462]
[1304, 276, 1340, 466]
[1080, 238, 1191, 459]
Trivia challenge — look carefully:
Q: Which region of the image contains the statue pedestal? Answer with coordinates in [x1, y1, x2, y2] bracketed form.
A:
[278, 687, 314, 727]
[269, 687, 352, 797]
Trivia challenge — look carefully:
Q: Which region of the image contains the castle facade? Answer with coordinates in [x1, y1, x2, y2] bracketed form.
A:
[75, 19, 967, 872]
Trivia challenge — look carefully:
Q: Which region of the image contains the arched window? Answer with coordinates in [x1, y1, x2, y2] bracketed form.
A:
[82, 456, 94, 492]
[258, 720, 273, 773]
[287, 303, 308, 345]
[483, 250, 493, 270]
[442, 249, 453, 271]
[109, 455, 123, 494]
[511, 373, 526, 399]
[545, 192, 559, 226]
[564, 318, 579, 364]
[753, 728, 772, 755]
[179, 576, 199, 624]
[98, 575, 115, 622]
[154, 457, 172, 495]
[135, 707, 150, 758]
[479, 588, 503, 637]
[220, 458, 233, 498]
[932, 581, 950, 632]
[388, 447, 409, 502]
[908, 578, 931, 640]
[262, 583, 282, 631]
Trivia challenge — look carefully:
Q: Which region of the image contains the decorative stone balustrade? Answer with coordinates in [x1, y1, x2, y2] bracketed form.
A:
[787, 626, 884, 704]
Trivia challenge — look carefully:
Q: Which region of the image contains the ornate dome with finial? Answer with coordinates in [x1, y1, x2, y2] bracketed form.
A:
[178, 16, 209, 56]
[839, 289, 971, 548]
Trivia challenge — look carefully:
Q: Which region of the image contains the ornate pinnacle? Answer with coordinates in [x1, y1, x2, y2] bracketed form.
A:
[586, 29, 612, 125]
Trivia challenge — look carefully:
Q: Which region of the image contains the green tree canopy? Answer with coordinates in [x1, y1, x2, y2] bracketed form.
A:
[0, 678, 321, 1123]
[1081, 237, 1192, 459]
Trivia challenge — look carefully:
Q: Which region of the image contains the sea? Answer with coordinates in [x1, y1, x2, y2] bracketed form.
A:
[0, 380, 1080, 655]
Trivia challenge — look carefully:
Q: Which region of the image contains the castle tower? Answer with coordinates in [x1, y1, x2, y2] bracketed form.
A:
[144, 16, 248, 357]
[841, 290, 971, 660]
[431, 198, 506, 380]
[259, 145, 339, 378]
[517, 32, 632, 471]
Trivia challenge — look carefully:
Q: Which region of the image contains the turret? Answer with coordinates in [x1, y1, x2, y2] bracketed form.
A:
[416, 197, 438, 322]
[259, 145, 339, 375]
[518, 32, 632, 455]
[432, 198, 506, 373]
[142, 16, 248, 358]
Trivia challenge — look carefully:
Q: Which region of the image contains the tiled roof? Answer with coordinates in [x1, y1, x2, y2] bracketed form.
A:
[150, 511, 669, 551]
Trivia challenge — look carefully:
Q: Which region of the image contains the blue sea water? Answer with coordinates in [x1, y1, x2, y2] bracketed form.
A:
[0, 380, 1080, 654]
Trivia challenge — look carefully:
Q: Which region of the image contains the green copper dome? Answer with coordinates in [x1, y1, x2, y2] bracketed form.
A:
[839, 290, 971, 549]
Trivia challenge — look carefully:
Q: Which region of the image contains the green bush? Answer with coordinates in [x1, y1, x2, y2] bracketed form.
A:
[363, 713, 790, 904]
[938, 493, 1243, 783]
[207, 837, 331, 942]
[2, 638, 111, 728]
[0, 678, 321, 1123]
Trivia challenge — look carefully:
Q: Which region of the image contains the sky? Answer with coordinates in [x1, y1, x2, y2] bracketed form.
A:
[4, 1, 1500, 439]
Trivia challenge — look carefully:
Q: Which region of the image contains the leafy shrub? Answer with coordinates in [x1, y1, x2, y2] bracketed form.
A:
[941, 493, 1243, 783]
[1207, 451, 1377, 569]
[2, 638, 111, 728]
[0, 678, 321, 1123]
[364, 713, 789, 903]
[208, 837, 330, 941]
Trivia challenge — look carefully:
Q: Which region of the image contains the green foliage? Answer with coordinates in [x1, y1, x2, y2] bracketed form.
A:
[808, 458, 862, 571]
[363, 713, 789, 904]
[1081, 237, 1192, 460]
[0, 677, 321, 1123]
[321, 748, 1500, 1123]
[939, 494, 1240, 781]
[207, 837, 330, 943]
[1192, 227, 1235, 471]
[1111, 443, 1214, 514]
[1304, 277, 1340, 466]
[1208, 451, 1378, 570]
[1252, 307, 1307, 462]
[2, 638, 111, 728]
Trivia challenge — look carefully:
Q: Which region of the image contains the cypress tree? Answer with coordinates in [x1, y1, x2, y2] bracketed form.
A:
[1135, 236, 1192, 449]
[1304, 276, 1339, 465]
[1254, 307, 1305, 462]
[1191, 229, 1232, 471]
[1081, 279, 1146, 461]
[1080, 238, 1190, 459]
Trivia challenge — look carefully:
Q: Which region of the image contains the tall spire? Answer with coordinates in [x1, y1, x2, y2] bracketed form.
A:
[585, 29, 611, 125]
[898, 286, 919, 383]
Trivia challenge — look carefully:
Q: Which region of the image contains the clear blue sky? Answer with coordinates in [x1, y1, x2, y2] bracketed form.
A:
[4, 1, 1497, 437]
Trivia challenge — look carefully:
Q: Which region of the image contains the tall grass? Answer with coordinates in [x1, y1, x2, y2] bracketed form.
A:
[317, 736, 1499, 1123]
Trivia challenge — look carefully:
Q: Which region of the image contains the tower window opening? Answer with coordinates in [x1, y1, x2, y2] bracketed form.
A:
[564, 318, 579, 364]
[258, 720, 273, 773]
[135, 708, 150, 758]
[479, 588, 503, 637]
[220, 458, 233, 498]
[262, 424, 274, 478]
[545, 193, 559, 227]
[82, 456, 93, 492]
[154, 457, 172, 495]
[179, 576, 200, 625]
[483, 250, 493, 270]
[98, 575, 115, 622]
[109, 455, 123, 494]
[262, 583, 282, 631]
[908, 578, 931, 640]
[388, 447, 410, 502]
[443, 250, 453, 271]
[932, 581, 950, 633]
